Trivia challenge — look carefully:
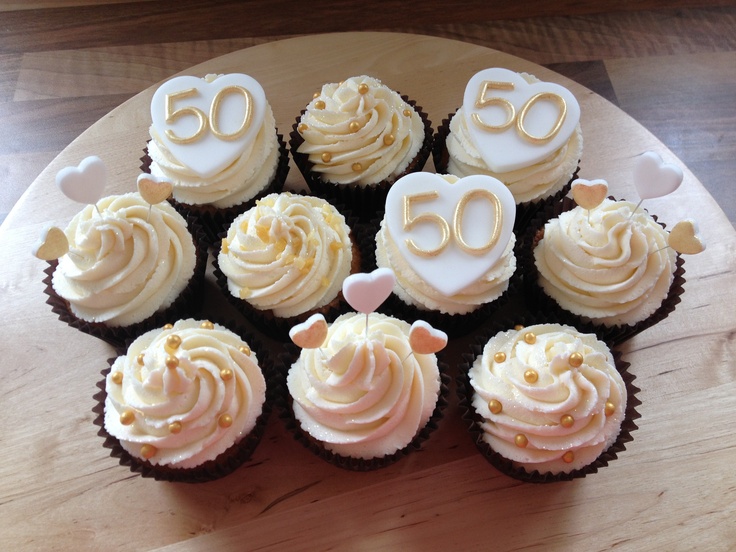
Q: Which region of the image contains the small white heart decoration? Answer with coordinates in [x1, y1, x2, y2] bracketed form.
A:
[56, 156, 107, 205]
[342, 268, 396, 314]
[150, 73, 266, 179]
[633, 151, 683, 200]
[385, 173, 515, 297]
[463, 68, 580, 173]
[668, 219, 706, 255]
[33, 226, 69, 261]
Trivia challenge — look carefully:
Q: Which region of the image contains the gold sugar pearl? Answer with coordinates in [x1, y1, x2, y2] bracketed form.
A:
[140, 444, 157, 460]
[163, 323, 173, 330]
[120, 410, 135, 426]
[313, 91, 320, 99]
[604, 401, 616, 417]
[349, 121, 361, 132]
[569, 352, 584, 368]
[314, 100, 326, 110]
[523, 332, 536, 344]
[165, 334, 182, 352]
[165, 355, 179, 370]
[560, 414, 575, 428]
[524, 369, 538, 384]
[402, 108, 412, 117]
[297, 123, 308, 133]
[200, 321, 214, 330]
[488, 399, 503, 415]
[352, 162, 363, 172]
[169, 421, 182, 434]
[220, 368, 233, 381]
[383, 134, 395, 146]
[111, 372, 123, 385]
[218, 414, 233, 428]
[321, 152, 332, 163]
[514, 434, 528, 448]
[136, 353, 145, 366]
[514, 324, 525, 331]
[239, 345, 251, 357]
[562, 451, 575, 464]
[493, 352, 506, 363]
[358, 83, 369, 94]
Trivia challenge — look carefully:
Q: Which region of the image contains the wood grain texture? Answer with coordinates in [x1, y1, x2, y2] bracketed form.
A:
[0, 33, 734, 551]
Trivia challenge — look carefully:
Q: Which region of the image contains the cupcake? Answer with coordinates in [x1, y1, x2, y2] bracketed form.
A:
[42, 191, 206, 347]
[433, 67, 582, 229]
[214, 192, 359, 337]
[465, 322, 638, 482]
[284, 311, 447, 469]
[96, 318, 269, 482]
[289, 75, 433, 219]
[528, 196, 684, 343]
[146, 73, 289, 243]
[375, 172, 517, 336]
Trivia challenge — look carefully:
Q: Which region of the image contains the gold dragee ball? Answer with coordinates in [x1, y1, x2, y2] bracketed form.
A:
[136, 353, 145, 366]
[239, 345, 251, 357]
[321, 152, 332, 163]
[383, 134, 395, 146]
[166, 334, 182, 351]
[489, 399, 503, 414]
[349, 121, 361, 132]
[297, 123, 308, 133]
[560, 415, 575, 428]
[493, 352, 506, 363]
[514, 324, 525, 331]
[218, 414, 233, 428]
[402, 108, 412, 117]
[169, 421, 182, 434]
[120, 410, 135, 425]
[562, 451, 575, 464]
[514, 434, 529, 448]
[165, 355, 179, 369]
[140, 444, 157, 460]
[200, 320, 214, 330]
[605, 401, 616, 417]
[111, 372, 123, 385]
[220, 368, 234, 381]
[524, 369, 538, 384]
[315, 100, 326, 110]
[569, 352, 584, 368]
[163, 323, 173, 330]
[352, 162, 363, 172]
[312, 92, 320, 99]
[523, 332, 536, 344]
[358, 83, 369, 94]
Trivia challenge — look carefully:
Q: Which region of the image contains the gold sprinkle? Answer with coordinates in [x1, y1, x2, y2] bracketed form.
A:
[562, 451, 575, 464]
[140, 444, 157, 460]
[218, 414, 233, 428]
[329, 240, 343, 252]
[493, 352, 506, 363]
[523, 332, 536, 344]
[321, 277, 330, 288]
[136, 353, 145, 366]
[352, 162, 363, 172]
[200, 321, 214, 330]
[220, 368, 233, 381]
[514, 434, 528, 448]
[239, 345, 252, 357]
[111, 372, 123, 385]
[383, 134, 395, 146]
[403, 108, 412, 117]
[605, 401, 616, 417]
[120, 410, 135, 425]
[358, 83, 369, 94]
[297, 123, 308, 133]
[349, 121, 361, 132]
[524, 369, 538, 384]
[221, 238, 229, 254]
[169, 421, 182, 434]
[163, 323, 173, 330]
[321, 152, 332, 163]
[238, 287, 251, 299]
[255, 223, 270, 243]
[314, 100, 325, 110]
[560, 415, 575, 428]
[165, 355, 179, 369]
[165, 334, 182, 351]
[488, 399, 502, 414]
[569, 352, 584, 368]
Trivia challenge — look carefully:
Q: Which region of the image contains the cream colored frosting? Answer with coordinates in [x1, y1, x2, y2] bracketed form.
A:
[375, 174, 516, 315]
[469, 323, 626, 474]
[218, 193, 353, 318]
[148, 75, 280, 208]
[52, 192, 197, 327]
[534, 198, 677, 326]
[104, 319, 266, 469]
[296, 75, 425, 186]
[287, 312, 441, 459]
[446, 73, 582, 204]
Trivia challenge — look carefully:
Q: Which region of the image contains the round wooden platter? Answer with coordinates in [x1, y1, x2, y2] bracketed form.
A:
[1, 32, 734, 551]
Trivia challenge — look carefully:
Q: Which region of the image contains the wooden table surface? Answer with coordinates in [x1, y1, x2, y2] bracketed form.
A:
[1, 32, 734, 551]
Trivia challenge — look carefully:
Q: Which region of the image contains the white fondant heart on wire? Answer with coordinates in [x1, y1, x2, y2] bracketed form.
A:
[342, 268, 396, 314]
[409, 321, 447, 355]
[571, 178, 608, 210]
[150, 73, 266, 179]
[633, 151, 683, 200]
[33, 226, 69, 260]
[668, 219, 706, 255]
[385, 173, 515, 297]
[289, 313, 328, 349]
[56, 156, 106, 205]
[137, 173, 173, 205]
[463, 67, 580, 173]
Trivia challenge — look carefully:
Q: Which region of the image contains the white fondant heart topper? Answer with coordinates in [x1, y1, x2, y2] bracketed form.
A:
[385, 173, 516, 297]
[633, 151, 683, 200]
[56, 155, 107, 205]
[342, 268, 396, 314]
[463, 68, 580, 173]
[150, 73, 266, 179]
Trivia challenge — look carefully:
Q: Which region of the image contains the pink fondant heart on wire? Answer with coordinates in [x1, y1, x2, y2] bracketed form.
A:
[571, 178, 608, 210]
[409, 321, 447, 355]
[289, 313, 328, 349]
[137, 173, 173, 205]
[668, 219, 706, 255]
[633, 151, 683, 200]
[342, 268, 396, 314]
[33, 226, 69, 261]
[56, 156, 107, 205]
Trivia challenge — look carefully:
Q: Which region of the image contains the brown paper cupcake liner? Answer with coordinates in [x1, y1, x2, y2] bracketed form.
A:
[432, 111, 578, 233]
[92, 318, 273, 483]
[519, 195, 686, 347]
[141, 133, 290, 247]
[289, 95, 433, 221]
[42, 217, 208, 348]
[273, 343, 450, 471]
[457, 314, 641, 483]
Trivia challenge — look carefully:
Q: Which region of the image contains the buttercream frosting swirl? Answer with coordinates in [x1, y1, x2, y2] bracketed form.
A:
[446, 73, 582, 204]
[287, 312, 441, 459]
[469, 323, 626, 474]
[296, 75, 425, 186]
[217, 193, 353, 318]
[104, 319, 266, 468]
[534, 198, 676, 326]
[52, 192, 196, 327]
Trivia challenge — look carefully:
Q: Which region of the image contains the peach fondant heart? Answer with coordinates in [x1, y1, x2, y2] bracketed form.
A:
[342, 268, 396, 314]
[571, 178, 608, 210]
[33, 226, 69, 261]
[409, 321, 448, 355]
[289, 313, 328, 349]
[56, 156, 106, 205]
[137, 173, 173, 205]
[668, 219, 706, 255]
[633, 151, 683, 200]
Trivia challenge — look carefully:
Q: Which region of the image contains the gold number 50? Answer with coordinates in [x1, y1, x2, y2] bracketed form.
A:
[165, 85, 253, 144]
[403, 190, 503, 258]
